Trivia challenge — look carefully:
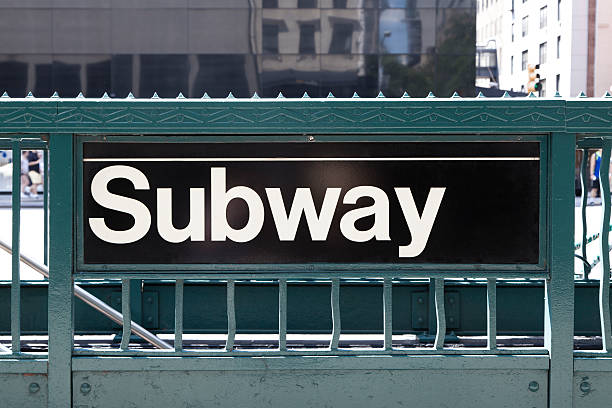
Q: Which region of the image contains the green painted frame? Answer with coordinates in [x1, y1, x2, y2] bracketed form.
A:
[74, 132, 548, 276]
[2, 94, 609, 408]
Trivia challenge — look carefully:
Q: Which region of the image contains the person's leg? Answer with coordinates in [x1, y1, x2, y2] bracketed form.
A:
[20, 174, 30, 195]
[30, 182, 39, 197]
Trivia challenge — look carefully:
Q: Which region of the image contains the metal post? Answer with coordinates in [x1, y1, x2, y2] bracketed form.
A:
[598, 141, 612, 350]
[48, 133, 74, 408]
[11, 141, 21, 354]
[545, 132, 575, 408]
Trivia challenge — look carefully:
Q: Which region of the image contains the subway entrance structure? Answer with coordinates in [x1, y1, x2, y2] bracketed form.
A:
[0, 91, 610, 407]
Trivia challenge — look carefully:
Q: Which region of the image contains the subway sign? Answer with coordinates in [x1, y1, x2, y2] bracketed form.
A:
[81, 141, 540, 266]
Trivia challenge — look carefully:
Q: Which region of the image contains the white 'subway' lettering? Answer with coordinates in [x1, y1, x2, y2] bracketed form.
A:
[88, 166, 445, 258]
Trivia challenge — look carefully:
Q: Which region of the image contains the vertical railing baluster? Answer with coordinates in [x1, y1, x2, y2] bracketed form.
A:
[43, 148, 49, 266]
[599, 141, 612, 351]
[278, 278, 287, 351]
[487, 278, 497, 350]
[433, 278, 446, 350]
[120, 278, 131, 350]
[383, 278, 393, 351]
[11, 141, 21, 354]
[175, 279, 184, 352]
[226, 279, 236, 351]
[580, 149, 590, 278]
[330, 278, 340, 350]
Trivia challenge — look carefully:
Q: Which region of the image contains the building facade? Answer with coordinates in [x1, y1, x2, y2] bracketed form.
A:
[0, 0, 476, 99]
[476, 0, 612, 97]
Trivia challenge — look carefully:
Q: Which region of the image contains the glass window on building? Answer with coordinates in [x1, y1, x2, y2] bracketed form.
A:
[263, 24, 279, 54]
[522, 16, 528, 37]
[556, 74, 560, 92]
[329, 23, 353, 54]
[511, 55, 514, 74]
[539, 78, 546, 97]
[558, 0, 561, 20]
[139, 55, 188, 98]
[511, 23, 514, 42]
[298, 0, 317, 8]
[299, 24, 316, 54]
[0, 1, 477, 99]
[539, 42, 547, 64]
[557, 36, 561, 58]
[540, 6, 547, 28]
[0, 61, 27, 98]
[522, 50, 528, 70]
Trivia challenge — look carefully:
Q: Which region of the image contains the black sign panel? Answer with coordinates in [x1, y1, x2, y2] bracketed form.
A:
[81, 141, 540, 265]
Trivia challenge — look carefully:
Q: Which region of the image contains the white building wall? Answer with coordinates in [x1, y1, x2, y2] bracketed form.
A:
[478, 0, 588, 97]
[568, 0, 588, 96]
[476, 0, 505, 88]
[594, 0, 612, 95]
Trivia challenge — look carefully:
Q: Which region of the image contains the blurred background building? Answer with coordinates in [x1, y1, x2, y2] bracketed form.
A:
[477, 0, 612, 97]
[0, 0, 476, 99]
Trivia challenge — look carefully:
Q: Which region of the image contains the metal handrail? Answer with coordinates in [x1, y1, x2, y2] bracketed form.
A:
[0, 238, 172, 350]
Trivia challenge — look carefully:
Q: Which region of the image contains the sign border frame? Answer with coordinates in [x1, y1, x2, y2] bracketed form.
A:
[74, 133, 548, 275]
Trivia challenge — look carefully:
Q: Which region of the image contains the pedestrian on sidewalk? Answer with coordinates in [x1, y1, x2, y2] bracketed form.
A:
[20, 150, 31, 198]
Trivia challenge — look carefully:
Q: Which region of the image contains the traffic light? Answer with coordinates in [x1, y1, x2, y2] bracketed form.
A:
[527, 64, 541, 93]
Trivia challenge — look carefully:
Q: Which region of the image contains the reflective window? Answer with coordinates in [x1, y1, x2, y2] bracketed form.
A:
[321, 54, 377, 97]
[263, 0, 278, 8]
[86, 59, 111, 98]
[192, 55, 251, 98]
[53, 60, 81, 98]
[261, 55, 321, 98]
[110, 55, 132, 98]
[539, 42, 547, 65]
[263, 24, 280, 54]
[139, 55, 189, 98]
[0, 61, 27, 97]
[0, 2, 476, 99]
[540, 6, 547, 28]
[329, 23, 354, 53]
[298, 0, 317, 8]
[300, 24, 317, 54]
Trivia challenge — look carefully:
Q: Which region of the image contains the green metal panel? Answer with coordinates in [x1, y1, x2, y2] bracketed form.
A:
[0, 360, 47, 408]
[573, 358, 612, 407]
[0, 97, 566, 134]
[71, 356, 549, 408]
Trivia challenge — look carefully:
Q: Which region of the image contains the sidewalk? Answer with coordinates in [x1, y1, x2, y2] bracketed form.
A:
[0, 193, 43, 208]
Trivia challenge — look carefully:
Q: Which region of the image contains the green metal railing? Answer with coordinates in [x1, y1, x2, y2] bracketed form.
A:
[0, 137, 48, 359]
[575, 138, 612, 357]
[2, 92, 610, 407]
